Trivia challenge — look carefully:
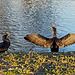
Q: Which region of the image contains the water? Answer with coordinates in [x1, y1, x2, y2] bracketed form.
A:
[1, 0, 75, 52]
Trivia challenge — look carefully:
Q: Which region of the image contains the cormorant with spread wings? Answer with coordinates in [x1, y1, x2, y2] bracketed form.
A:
[24, 26, 75, 52]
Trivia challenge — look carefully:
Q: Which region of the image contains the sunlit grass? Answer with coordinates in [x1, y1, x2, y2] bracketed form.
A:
[0, 51, 75, 74]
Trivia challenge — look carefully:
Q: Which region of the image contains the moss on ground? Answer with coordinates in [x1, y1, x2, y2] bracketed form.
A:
[0, 51, 75, 75]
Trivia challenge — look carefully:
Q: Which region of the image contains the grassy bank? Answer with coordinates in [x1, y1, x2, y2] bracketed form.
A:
[0, 51, 75, 75]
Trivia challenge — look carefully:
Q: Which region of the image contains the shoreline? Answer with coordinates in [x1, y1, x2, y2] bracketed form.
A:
[0, 51, 75, 74]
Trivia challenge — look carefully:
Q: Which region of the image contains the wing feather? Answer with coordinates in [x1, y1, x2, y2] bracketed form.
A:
[56, 33, 75, 47]
[24, 34, 53, 47]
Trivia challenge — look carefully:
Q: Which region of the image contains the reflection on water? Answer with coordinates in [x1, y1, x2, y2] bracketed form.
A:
[1, 0, 75, 52]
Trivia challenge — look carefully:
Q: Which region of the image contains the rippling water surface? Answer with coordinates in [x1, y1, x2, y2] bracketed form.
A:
[1, 0, 75, 52]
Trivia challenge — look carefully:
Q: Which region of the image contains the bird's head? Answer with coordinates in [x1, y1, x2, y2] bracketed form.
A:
[49, 26, 56, 32]
[2, 33, 12, 42]
[49, 26, 56, 37]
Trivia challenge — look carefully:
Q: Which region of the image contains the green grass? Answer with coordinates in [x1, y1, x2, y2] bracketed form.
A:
[0, 51, 75, 75]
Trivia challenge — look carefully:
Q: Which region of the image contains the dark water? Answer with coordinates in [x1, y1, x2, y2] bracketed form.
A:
[1, 0, 75, 52]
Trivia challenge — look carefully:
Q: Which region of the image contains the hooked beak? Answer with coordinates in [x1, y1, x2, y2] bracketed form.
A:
[7, 33, 12, 37]
[49, 26, 53, 30]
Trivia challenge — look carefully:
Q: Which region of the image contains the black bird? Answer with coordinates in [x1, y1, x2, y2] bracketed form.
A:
[0, 34, 11, 52]
[24, 26, 75, 52]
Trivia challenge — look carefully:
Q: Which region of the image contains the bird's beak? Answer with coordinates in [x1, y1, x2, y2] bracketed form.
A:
[7, 33, 12, 37]
[49, 26, 53, 30]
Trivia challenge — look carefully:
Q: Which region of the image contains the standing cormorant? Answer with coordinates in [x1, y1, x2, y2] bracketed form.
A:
[0, 34, 11, 52]
[24, 26, 75, 52]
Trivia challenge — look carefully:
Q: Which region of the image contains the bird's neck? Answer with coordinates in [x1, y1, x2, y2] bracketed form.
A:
[3, 38, 10, 42]
[53, 30, 56, 37]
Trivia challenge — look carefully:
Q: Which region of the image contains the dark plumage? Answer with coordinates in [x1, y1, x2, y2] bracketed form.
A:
[24, 26, 75, 52]
[0, 34, 11, 52]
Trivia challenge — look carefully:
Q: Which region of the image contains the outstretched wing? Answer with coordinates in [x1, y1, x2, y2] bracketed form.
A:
[56, 33, 75, 47]
[24, 34, 53, 47]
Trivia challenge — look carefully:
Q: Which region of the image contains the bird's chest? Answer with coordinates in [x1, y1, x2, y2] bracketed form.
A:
[51, 41, 58, 49]
[2, 42, 10, 48]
